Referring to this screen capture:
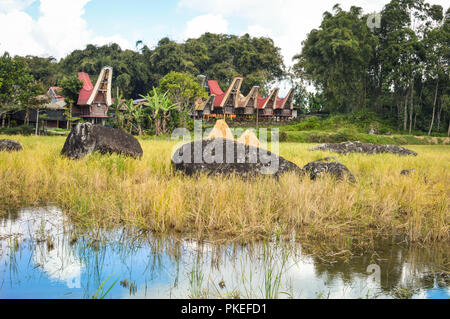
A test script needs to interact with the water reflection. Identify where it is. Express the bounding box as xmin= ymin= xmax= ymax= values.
xmin=0 ymin=207 xmax=448 ymax=299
